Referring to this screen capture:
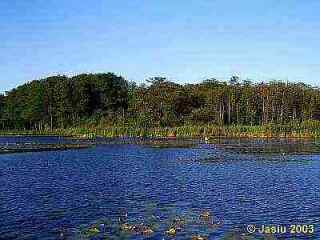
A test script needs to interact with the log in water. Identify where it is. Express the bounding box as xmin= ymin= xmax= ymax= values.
xmin=0 ymin=143 xmax=93 ymax=154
